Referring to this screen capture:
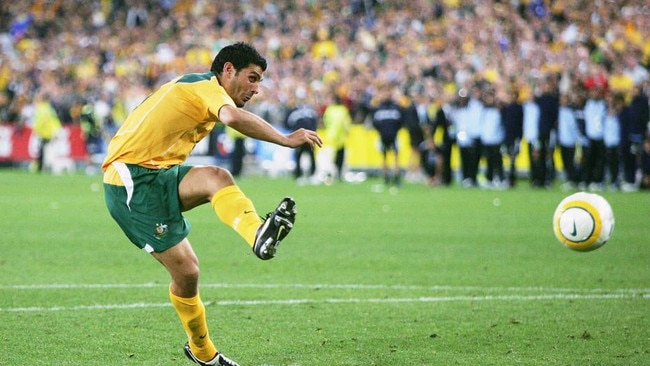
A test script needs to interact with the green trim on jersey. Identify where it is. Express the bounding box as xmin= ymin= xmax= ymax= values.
xmin=176 ymin=72 xmax=215 ymax=84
